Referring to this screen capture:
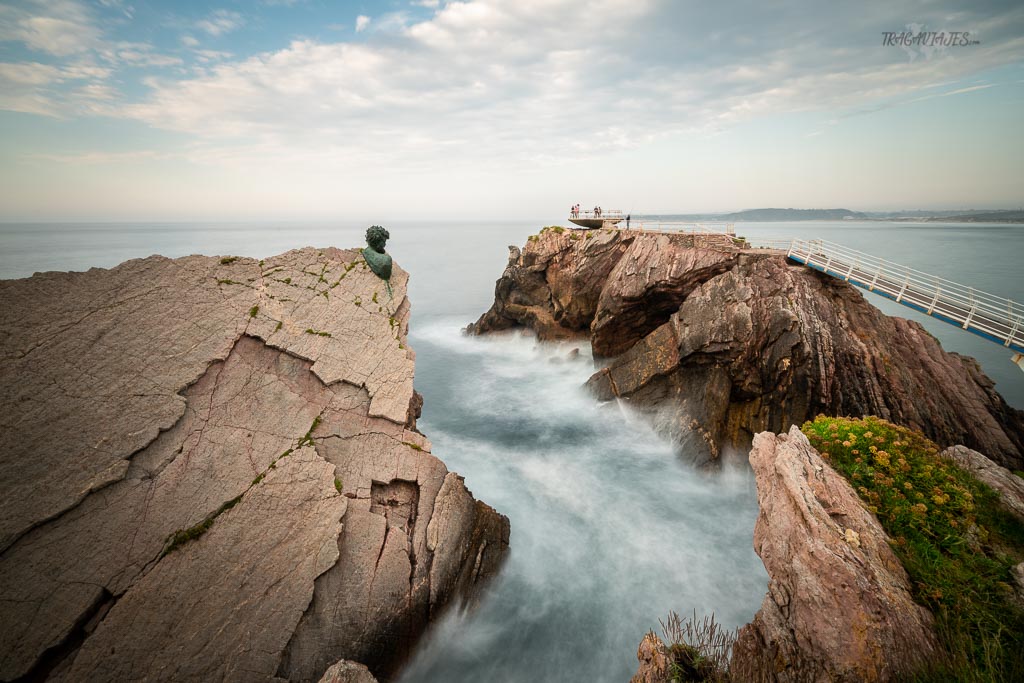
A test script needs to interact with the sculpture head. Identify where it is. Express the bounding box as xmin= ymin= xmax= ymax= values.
xmin=366 ymin=225 xmax=390 ymax=254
